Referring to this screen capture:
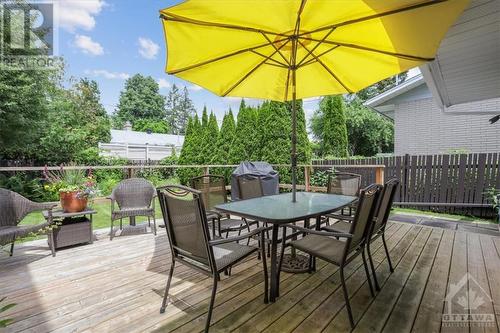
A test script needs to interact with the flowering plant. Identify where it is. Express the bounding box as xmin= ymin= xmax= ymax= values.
xmin=43 ymin=165 xmax=100 ymax=200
